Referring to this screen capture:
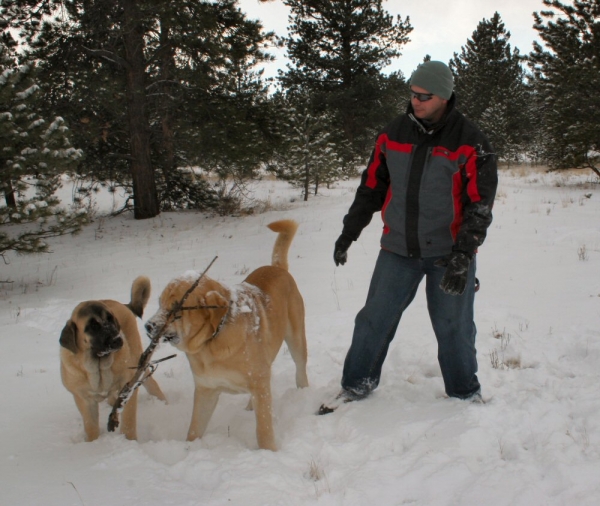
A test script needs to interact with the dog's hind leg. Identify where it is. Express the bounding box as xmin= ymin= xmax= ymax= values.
xmin=285 ymin=308 xmax=309 ymax=389
xmin=288 ymin=337 xmax=309 ymax=389
xmin=187 ymin=386 xmax=220 ymax=441
xmin=143 ymin=376 xmax=167 ymax=403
